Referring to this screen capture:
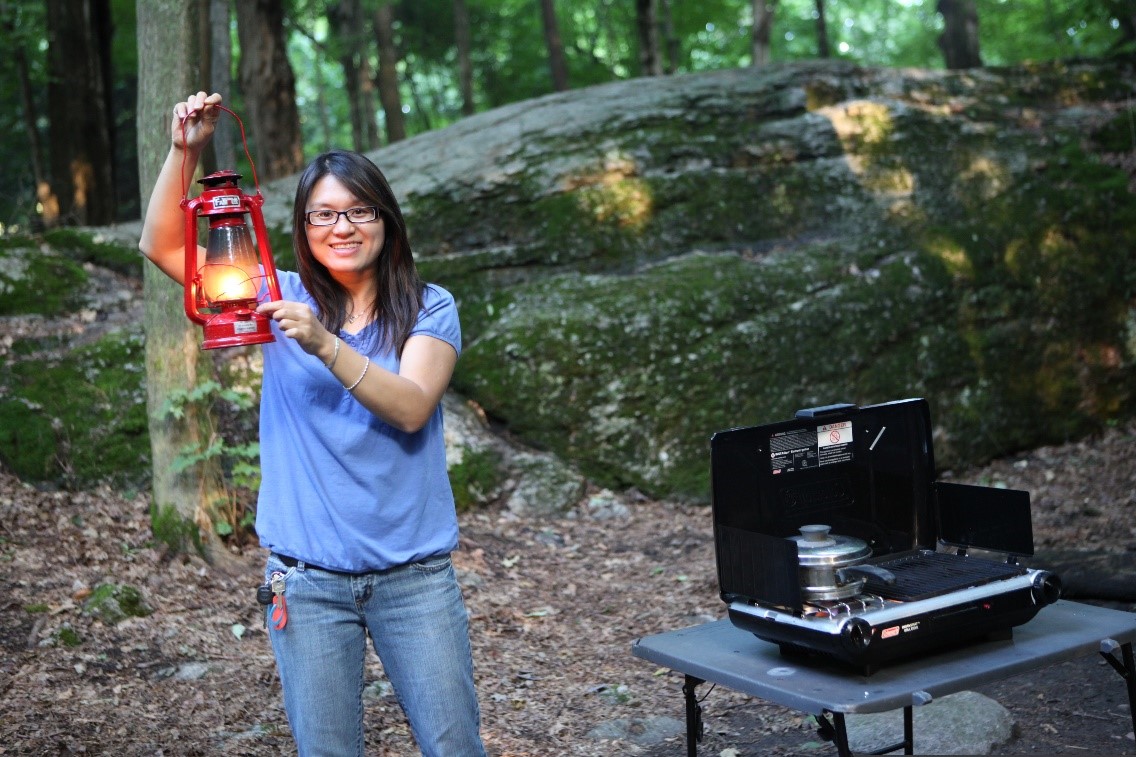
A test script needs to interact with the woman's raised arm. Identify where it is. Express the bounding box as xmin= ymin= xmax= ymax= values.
xmin=138 ymin=91 xmax=223 ymax=285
